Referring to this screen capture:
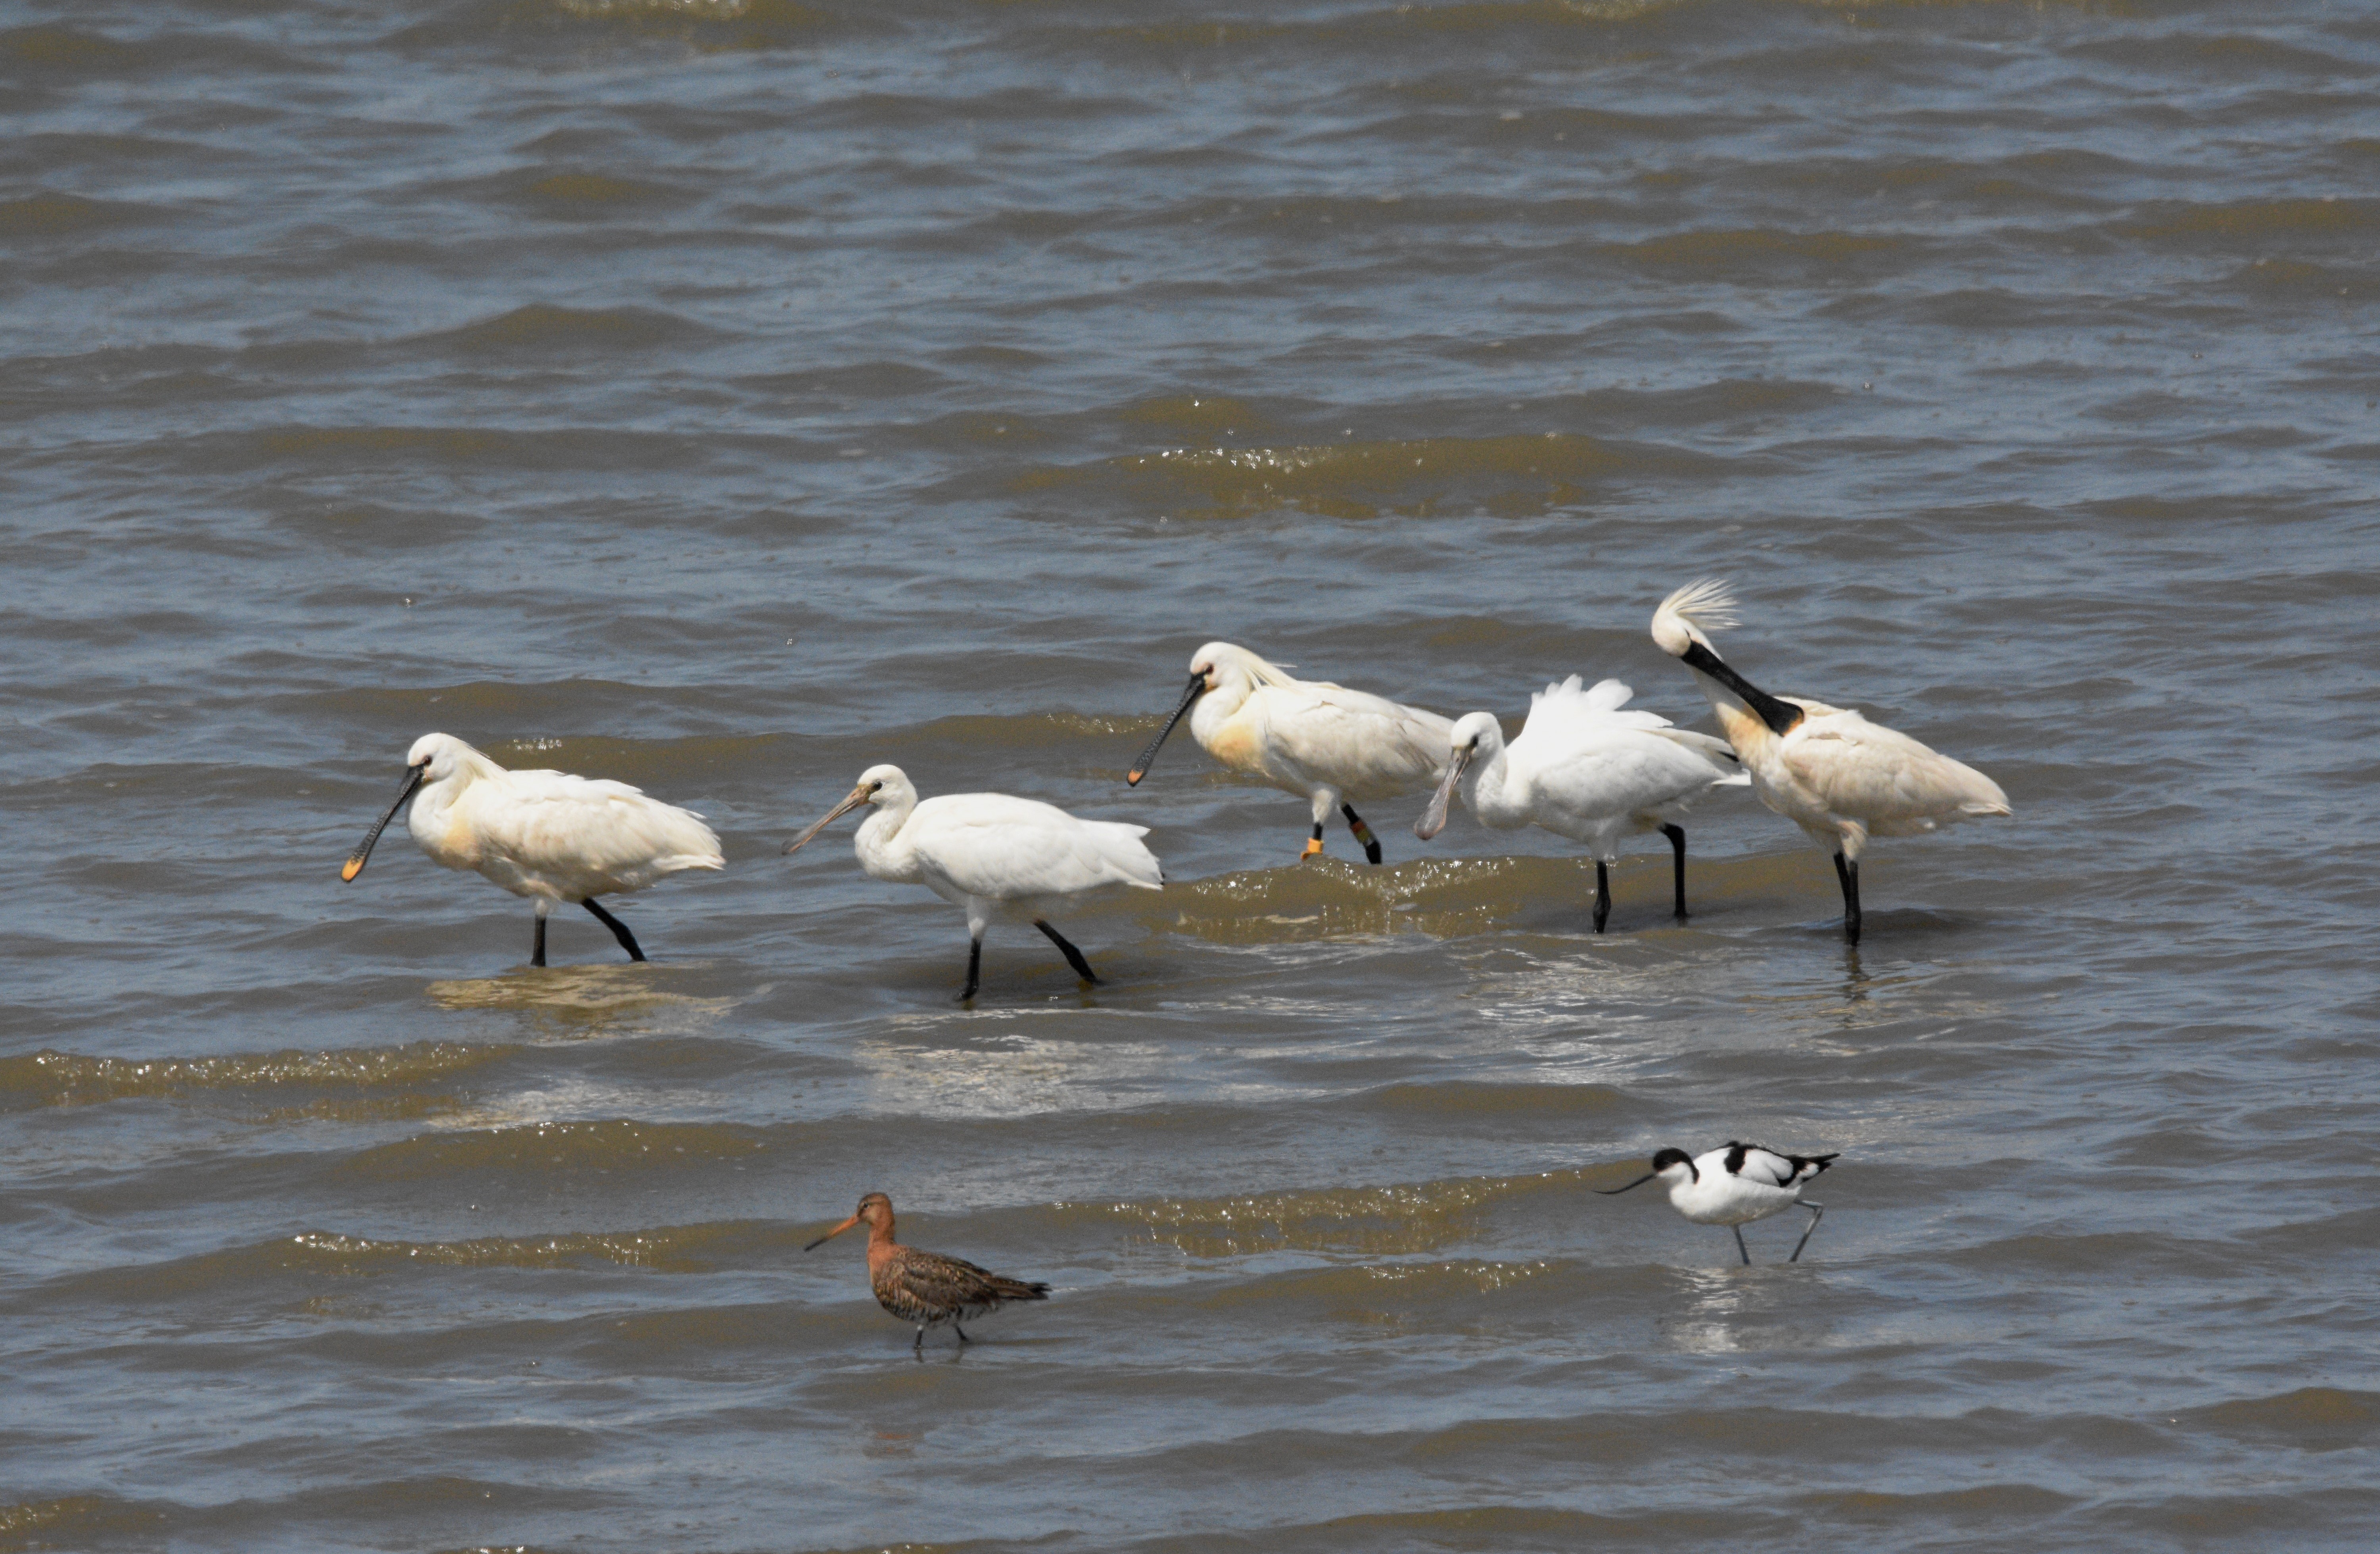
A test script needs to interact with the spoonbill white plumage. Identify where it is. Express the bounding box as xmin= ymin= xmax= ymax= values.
xmin=1598 ymin=1142 xmax=1838 ymax=1265
xmin=1651 ymin=580 xmax=2011 ymax=943
xmin=1413 ymin=676 xmax=1747 ymax=932
xmin=340 ymin=732 xmax=723 ymax=966
xmin=1127 ymin=641 xmax=1453 ymax=863
xmin=784 ymin=764 xmax=1162 ymax=1001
